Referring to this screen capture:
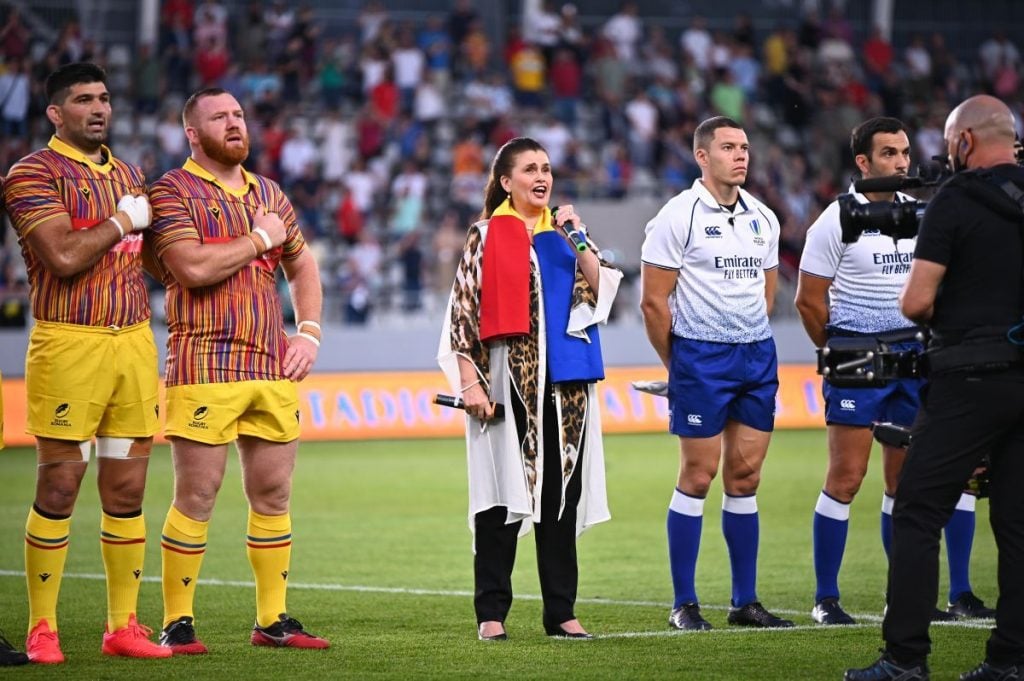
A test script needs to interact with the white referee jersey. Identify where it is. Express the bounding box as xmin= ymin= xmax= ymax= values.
xmin=641 ymin=179 xmax=780 ymax=343
xmin=799 ymin=186 xmax=916 ymax=334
